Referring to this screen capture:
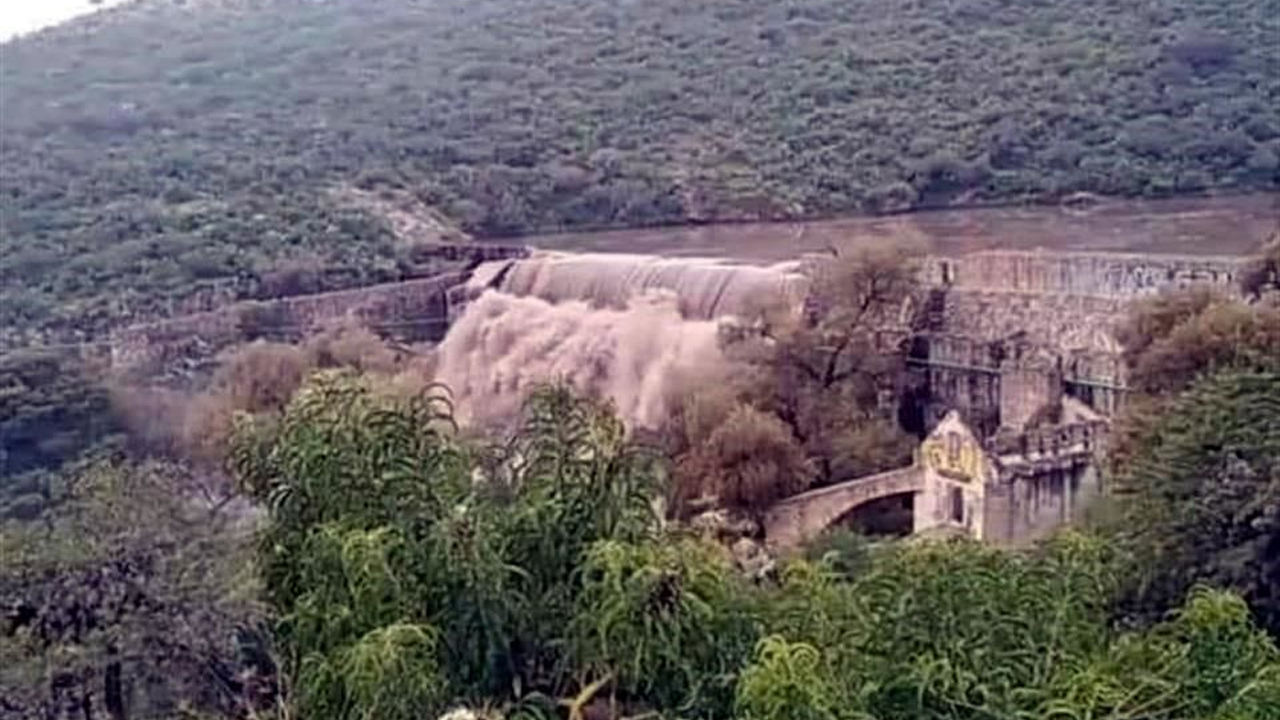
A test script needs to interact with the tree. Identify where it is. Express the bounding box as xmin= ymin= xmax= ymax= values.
xmin=751 ymin=535 xmax=1278 ymax=720
xmin=230 ymin=370 xmax=468 ymax=719
xmin=1110 ymin=369 xmax=1280 ymax=636
xmin=116 ymin=366 xmax=1280 ymax=719
xmin=672 ymin=402 xmax=813 ymax=516
xmin=0 ymin=461 xmax=263 ymax=719
xmin=570 ymin=538 xmax=758 ymax=719
xmin=1 ymin=349 xmax=121 ymax=482
xmin=1117 ymin=292 xmax=1280 ymax=397
xmin=230 ymin=375 xmax=675 ymax=716
xmin=1240 ymin=230 xmax=1280 ymax=299
xmin=732 ymin=244 xmax=921 ymax=485
xmin=1110 ymin=288 xmax=1280 ymax=473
